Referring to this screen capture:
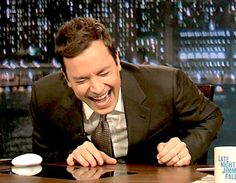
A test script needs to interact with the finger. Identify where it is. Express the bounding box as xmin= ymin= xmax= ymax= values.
xmin=165 ymin=154 xmax=180 ymax=166
xmin=157 ymin=143 xmax=171 ymax=159
xmin=157 ymin=142 xmax=165 ymax=153
xmin=156 ymin=143 xmax=166 ymax=161
xmin=163 ymin=147 xmax=191 ymax=167
xmin=72 ymin=152 xmax=90 ymax=167
xmin=177 ymin=147 xmax=190 ymax=160
xmin=73 ymin=142 xmax=104 ymax=167
xmin=157 ymin=139 xmax=177 ymax=158
xmin=171 ymin=138 xmax=187 ymax=153
xmin=66 ymin=154 xmax=75 ymax=166
xmin=163 ymin=149 xmax=191 ymax=167
xmin=157 ymin=145 xmax=177 ymax=164
xmin=100 ymin=152 xmax=117 ymax=165
xmin=173 ymin=153 xmax=191 ymax=167
xmin=82 ymin=142 xmax=105 ymax=166
xmin=173 ymin=148 xmax=192 ymax=167
xmin=157 ymin=138 xmax=185 ymax=164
